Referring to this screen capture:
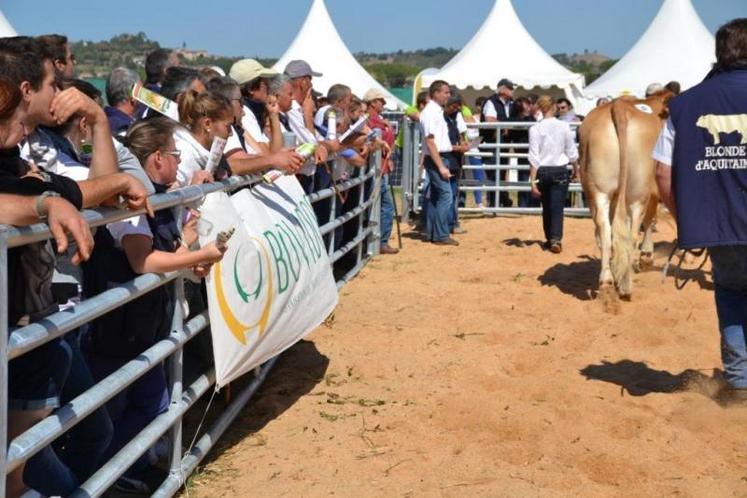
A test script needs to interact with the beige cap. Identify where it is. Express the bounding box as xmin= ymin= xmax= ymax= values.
xmin=229 ymin=59 xmax=278 ymax=85
xmin=363 ymin=88 xmax=388 ymax=102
